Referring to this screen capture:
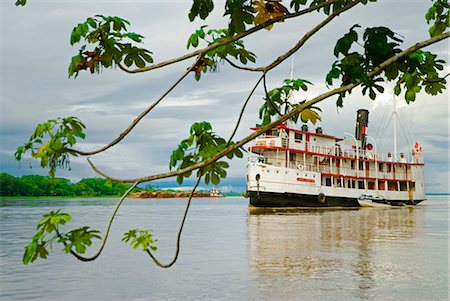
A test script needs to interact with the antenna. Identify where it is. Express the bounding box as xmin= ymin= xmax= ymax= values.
xmin=286 ymin=56 xmax=295 ymax=116
xmin=393 ymin=94 xmax=397 ymax=158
